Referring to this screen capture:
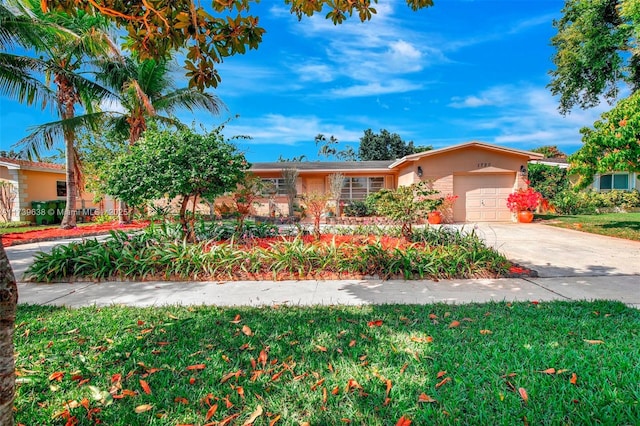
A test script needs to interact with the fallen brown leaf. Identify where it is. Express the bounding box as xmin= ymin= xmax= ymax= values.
xmin=242 ymin=405 xmax=263 ymax=425
xmin=448 ymin=320 xmax=461 ymax=328
xmin=134 ymin=404 xmax=153 ymax=414
xmin=396 ymin=415 xmax=412 ymax=426
xmin=538 ymin=368 xmax=556 ymax=374
xmin=418 ymin=393 xmax=437 ymax=403
xmin=242 ymin=325 xmax=253 ymax=336
xmin=570 ymin=373 xmax=577 ymax=385
xmin=518 ymin=387 xmax=528 ymax=404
